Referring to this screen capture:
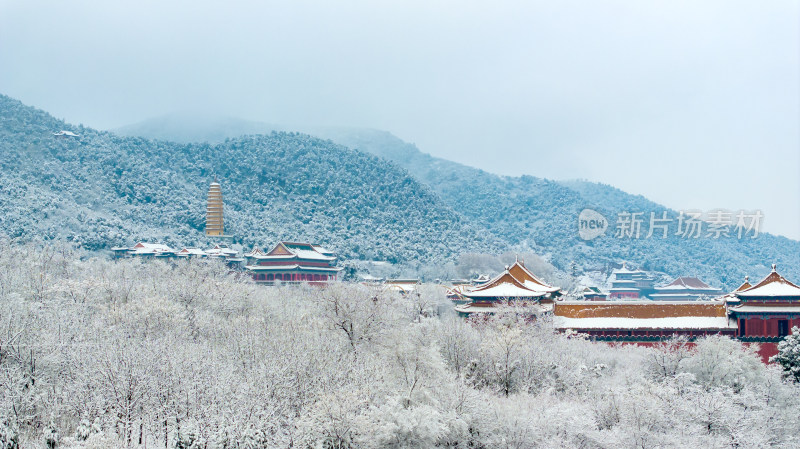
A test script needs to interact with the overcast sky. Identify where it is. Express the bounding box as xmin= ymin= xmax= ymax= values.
xmin=1 ymin=0 xmax=798 ymax=239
